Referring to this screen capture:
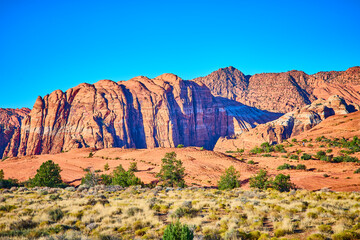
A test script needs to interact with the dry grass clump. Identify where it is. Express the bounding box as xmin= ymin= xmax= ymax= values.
xmin=0 ymin=186 xmax=359 ymax=239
